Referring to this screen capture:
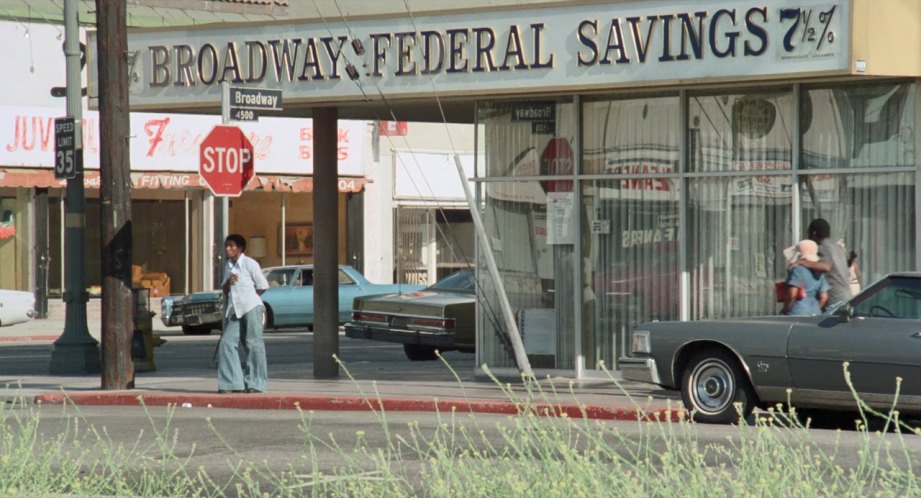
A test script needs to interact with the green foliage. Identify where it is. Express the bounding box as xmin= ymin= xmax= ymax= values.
xmin=0 ymin=361 xmax=919 ymax=497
